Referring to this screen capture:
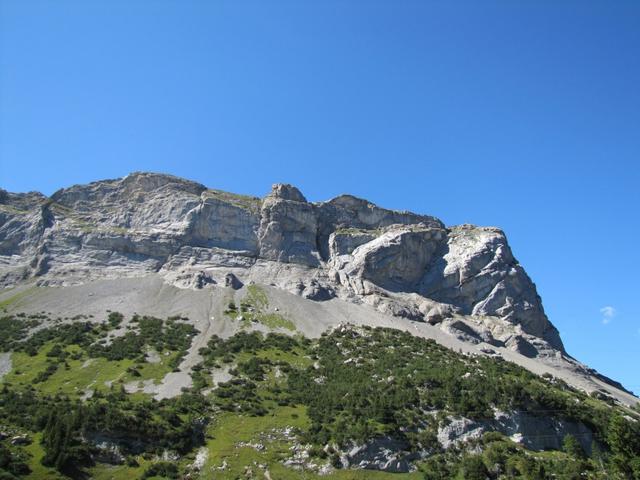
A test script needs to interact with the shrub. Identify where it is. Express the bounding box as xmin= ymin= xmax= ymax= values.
xmin=562 ymin=434 xmax=585 ymax=458
xmin=459 ymin=454 xmax=489 ymax=480
xmin=142 ymin=462 xmax=178 ymax=479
